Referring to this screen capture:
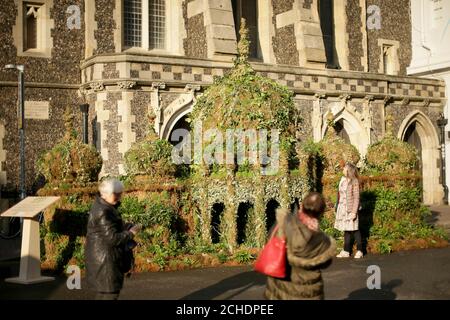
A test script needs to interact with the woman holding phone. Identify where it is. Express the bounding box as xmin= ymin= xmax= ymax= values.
xmin=85 ymin=178 xmax=141 ymax=300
